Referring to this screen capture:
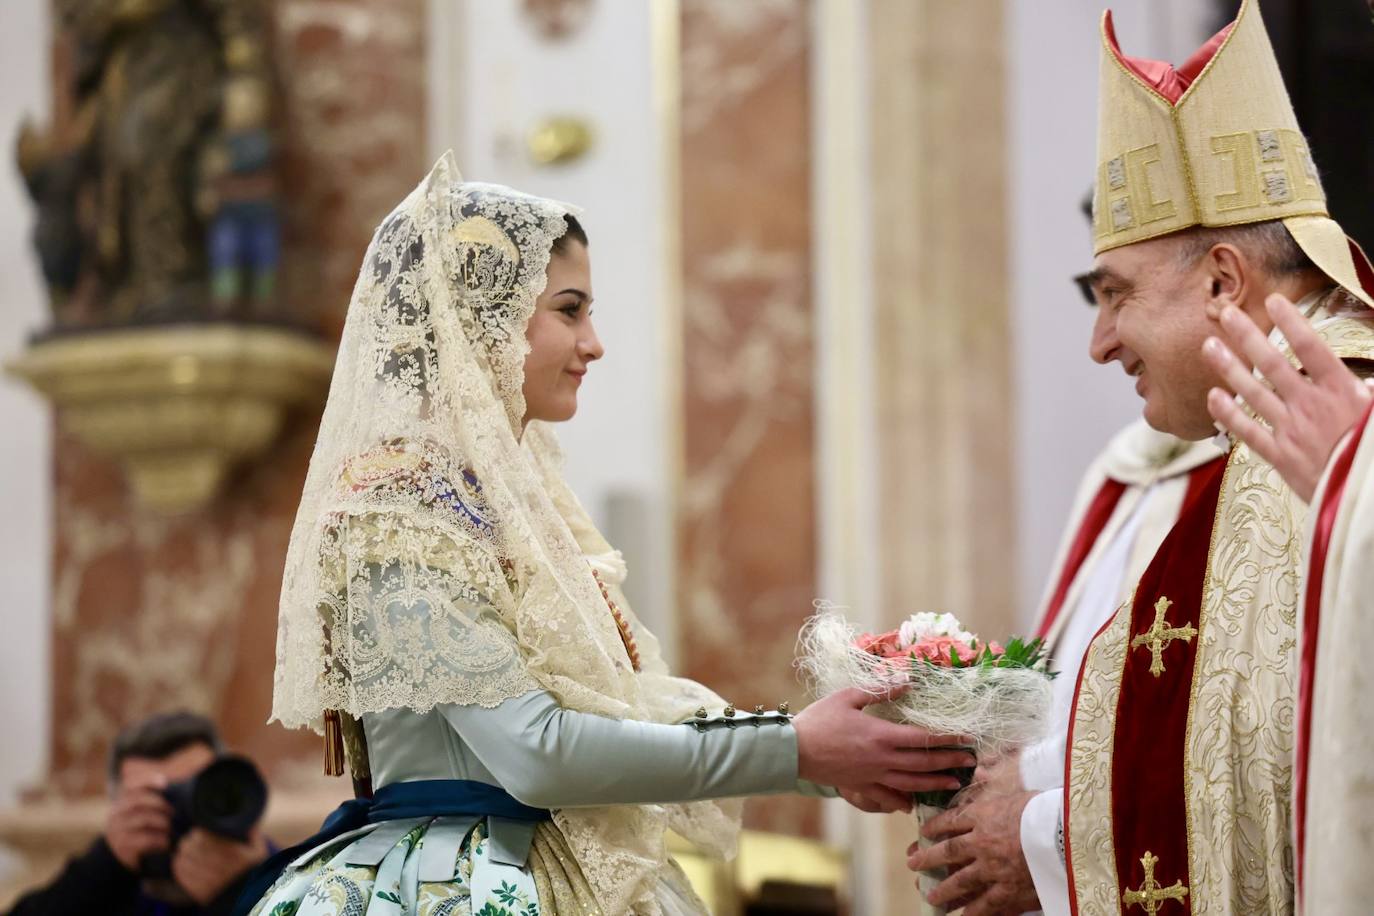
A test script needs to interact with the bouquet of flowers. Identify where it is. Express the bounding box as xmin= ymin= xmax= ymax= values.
xmin=799 ymin=605 xmax=1054 ymax=912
